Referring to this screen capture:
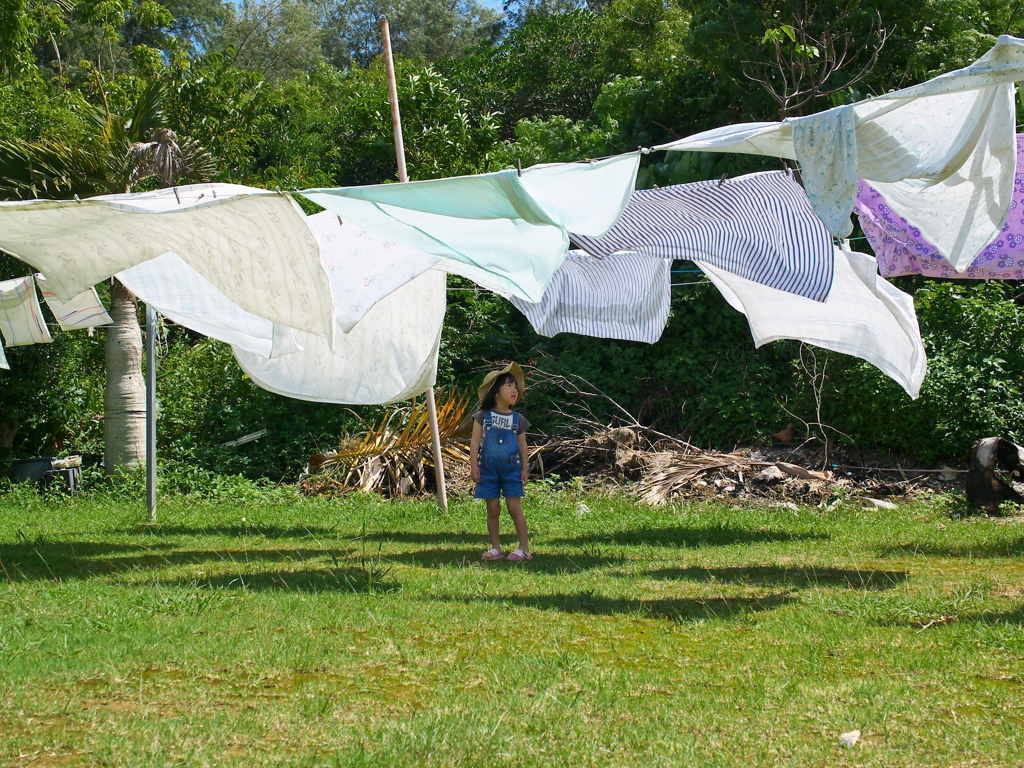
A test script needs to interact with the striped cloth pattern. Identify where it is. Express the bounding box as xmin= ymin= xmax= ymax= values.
xmin=37 ymin=278 xmax=112 ymax=330
xmin=511 ymin=250 xmax=671 ymax=344
xmin=0 ymin=275 xmax=52 ymax=347
xmin=571 ymin=170 xmax=834 ymax=302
